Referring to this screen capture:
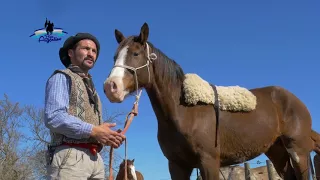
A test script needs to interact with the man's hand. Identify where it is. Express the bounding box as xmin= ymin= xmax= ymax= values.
xmin=90 ymin=123 xmax=126 ymax=148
